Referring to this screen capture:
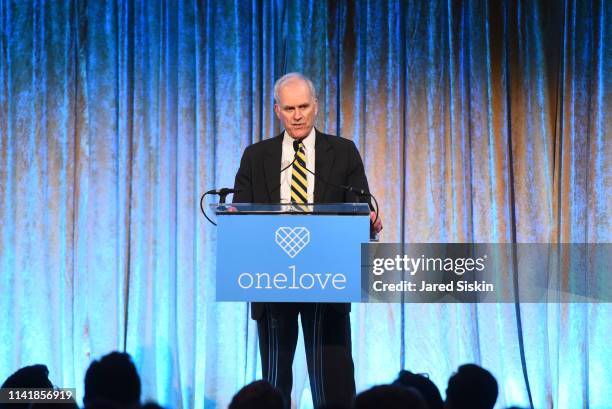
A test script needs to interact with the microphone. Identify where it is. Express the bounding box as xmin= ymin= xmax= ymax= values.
xmin=297 ymin=164 xmax=380 ymax=228
xmin=339 ymin=184 xmax=370 ymax=198
xmin=278 ymin=139 xmax=304 ymax=175
xmin=200 ymin=188 xmax=242 ymax=226
xmin=205 ymin=188 xmax=241 ymax=203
